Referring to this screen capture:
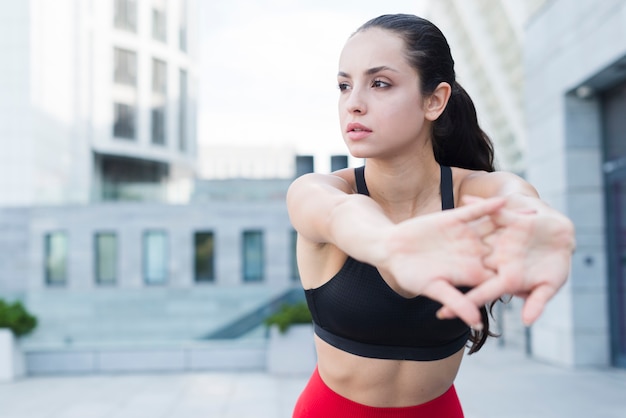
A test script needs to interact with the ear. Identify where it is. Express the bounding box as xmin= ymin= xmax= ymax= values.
xmin=424 ymin=82 xmax=452 ymax=121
